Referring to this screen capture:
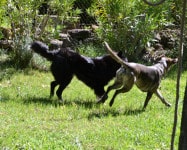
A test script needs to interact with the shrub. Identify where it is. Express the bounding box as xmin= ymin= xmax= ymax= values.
xmin=1 ymin=0 xmax=80 ymax=69
xmin=90 ymin=0 xmax=177 ymax=60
